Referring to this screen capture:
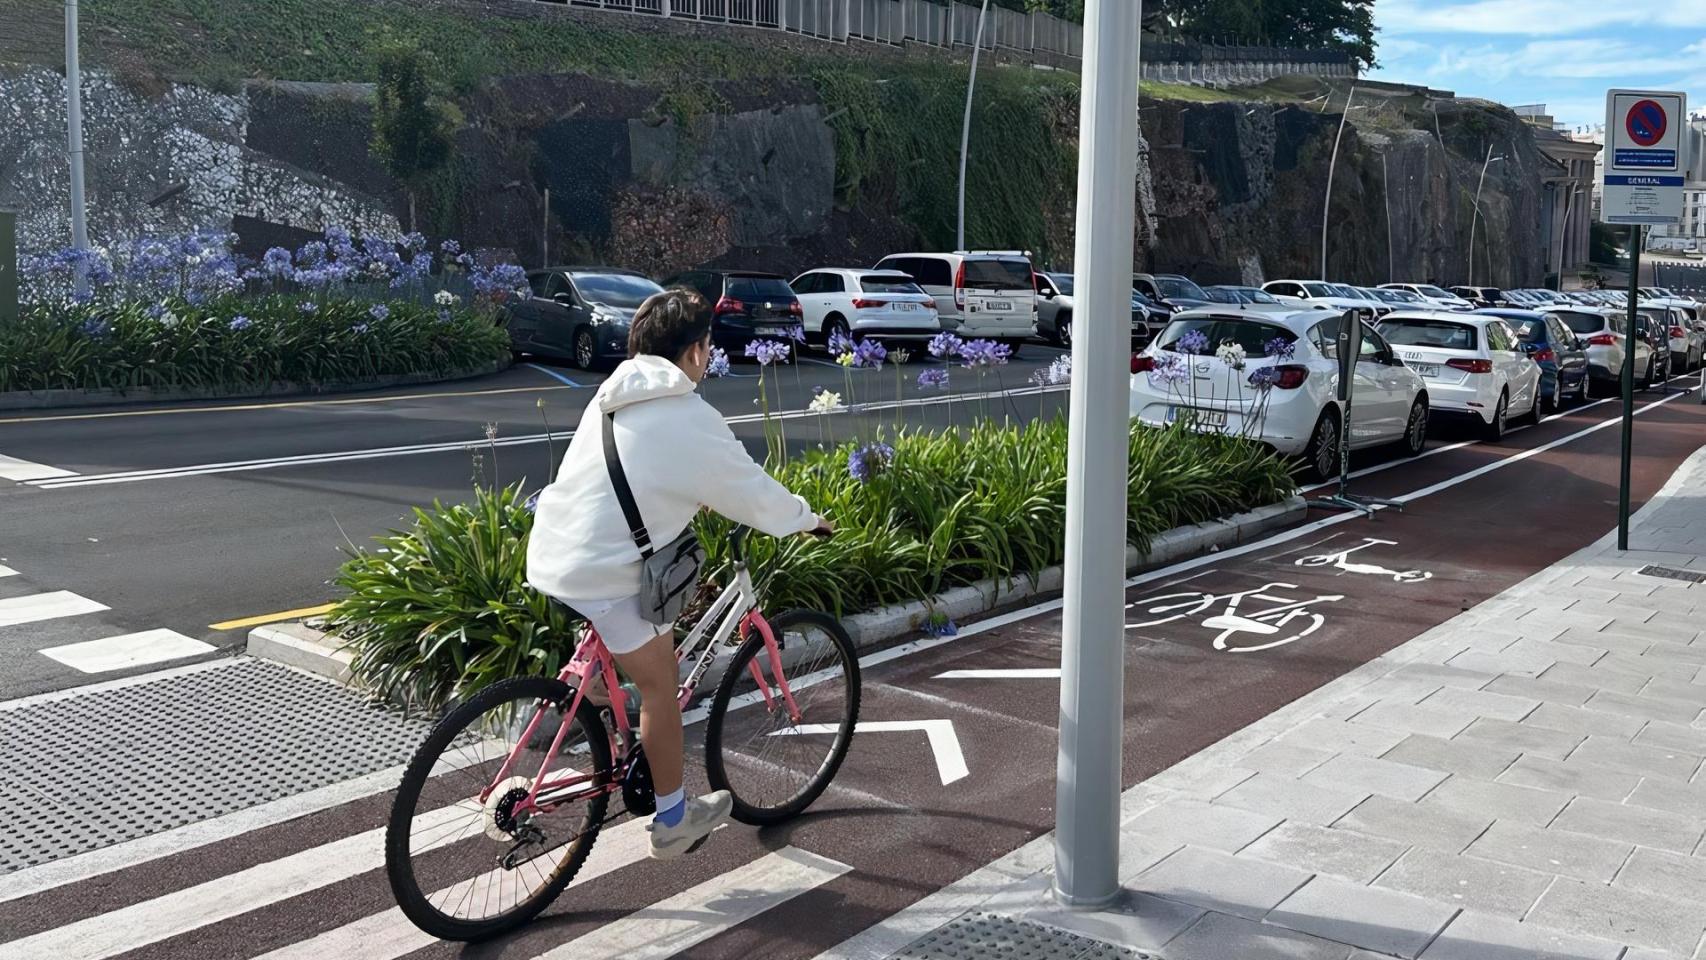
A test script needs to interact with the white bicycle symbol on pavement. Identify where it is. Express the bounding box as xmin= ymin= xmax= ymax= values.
xmin=1126 ymin=582 xmax=1345 ymax=653
xmin=1295 ymin=538 xmax=1432 ymax=583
